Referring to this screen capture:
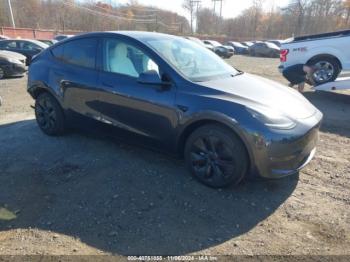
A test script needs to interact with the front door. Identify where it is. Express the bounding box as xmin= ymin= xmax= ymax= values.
xmin=96 ymin=37 xmax=178 ymax=145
